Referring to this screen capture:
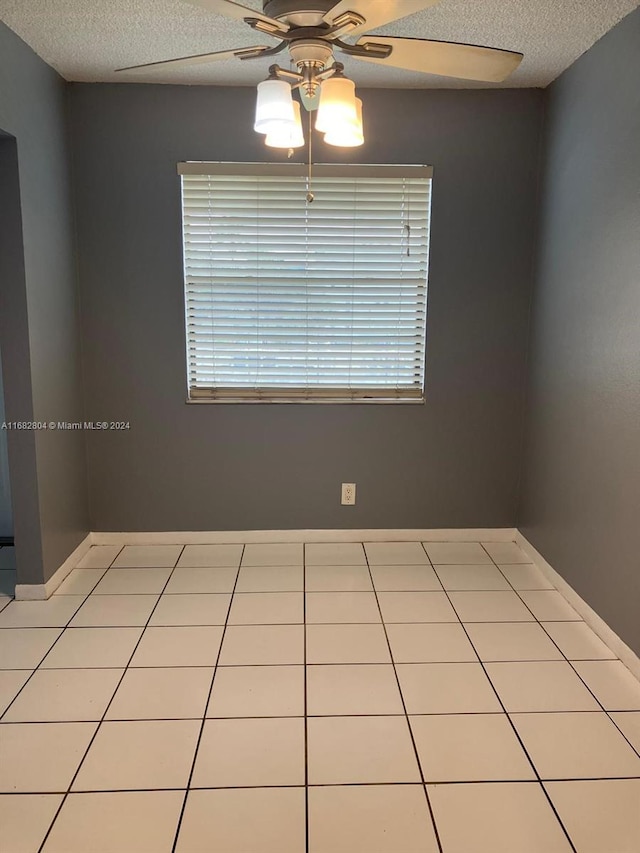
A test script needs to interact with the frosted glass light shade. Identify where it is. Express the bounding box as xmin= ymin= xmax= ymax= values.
xmin=265 ymin=101 xmax=305 ymax=148
xmin=254 ymin=79 xmax=295 ymax=134
xmin=324 ymin=97 xmax=364 ymax=147
xmin=315 ymin=76 xmax=357 ymax=132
